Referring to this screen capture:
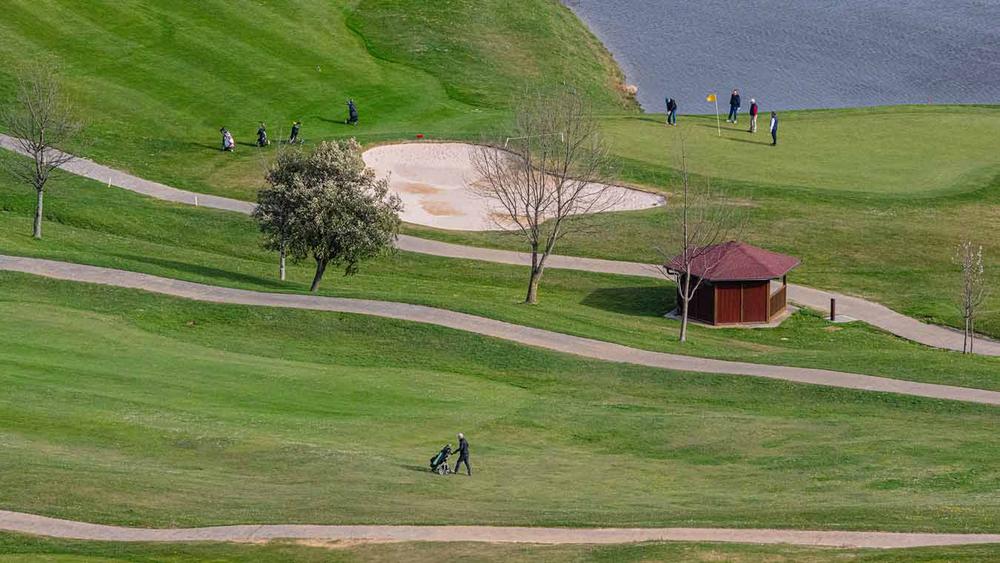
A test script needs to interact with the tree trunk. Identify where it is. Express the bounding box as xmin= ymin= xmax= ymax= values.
xmin=679 ymin=297 xmax=690 ymax=343
xmin=279 ymin=244 xmax=287 ymax=282
xmin=33 ymin=188 xmax=44 ymax=239
xmin=525 ymin=267 xmax=542 ymax=304
xmin=310 ymin=258 xmax=327 ymax=292
xmin=969 ymin=316 xmax=975 ymax=354
xmin=678 ymin=272 xmax=691 ymax=342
